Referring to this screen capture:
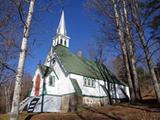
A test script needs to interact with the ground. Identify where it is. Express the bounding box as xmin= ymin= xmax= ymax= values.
xmin=1 ymin=102 xmax=160 ymax=120
xmin=1 ymin=81 xmax=160 ymax=120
